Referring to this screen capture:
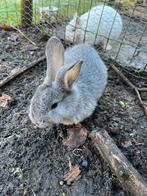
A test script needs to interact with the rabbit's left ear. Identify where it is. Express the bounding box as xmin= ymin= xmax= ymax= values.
xmin=75 ymin=17 xmax=81 ymax=27
xmin=45 ymin=36 xmax=64 ymax=82
xmin=73 ymin=13 xmax=81 ymax=27
xmin=63 ymin=60 xmax=83 ymax=88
